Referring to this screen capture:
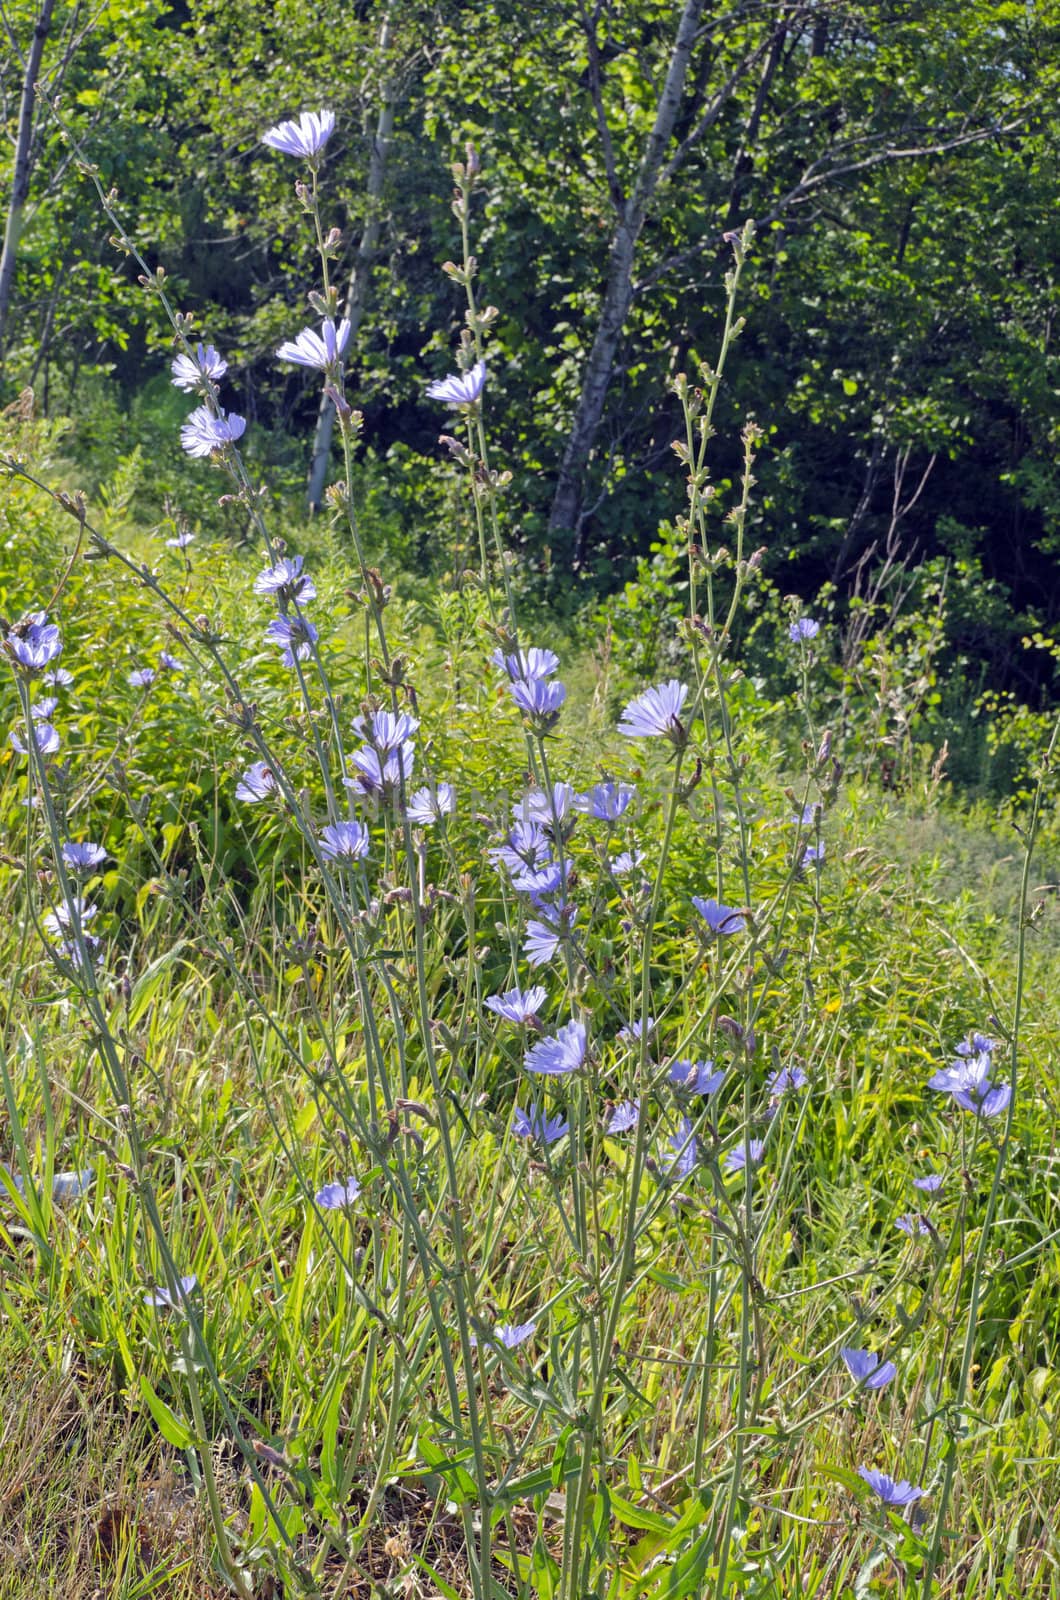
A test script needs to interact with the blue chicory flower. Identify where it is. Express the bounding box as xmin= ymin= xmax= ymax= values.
xmin=494 ymin=1321 xmax=536 ymax=1350
xmin=426 ymin=359 xmax=486 ymax=406
xmin=928 ymin=1056 xmax=987 ymax=1096
xmin=801 ymin=843 xmax=825 ymax=868
xmin=158 ymin=652 xmax=183 ymax=672
xmin=514 ymin=783 xmax=576 ymax=829
xmin=912 ymin=1172 xmax=944 ymax=1193
xmin=512 ymin=1105 xmax=568 ymax=1145
xmin=617 ymin=1018 xmax=654 ymax=1042
xmin=611 ymin=849 xmax=645 ymax=876
xmin=62 ymin=841 xmax=106 ymax=871
xmin=490 ymin=820 xmax=551 ymax=878
xmin=171 ymin=342 xmax=228 ymax=392
xmin=42 ymin=666 xmax=73 ymax=687
xmin=144 ymin=1274 xmax=198 ymax=1310
xmin=928 ymin=1052 xmax=1010 ymax=1117
xmin=30 ymin=697 xmax=57 ymax=720
xmin=276 ymin=318 xmax=351 ymax=371
xmin=607 ymin=1099 xmax=640 ymax=1134
xmin=669 ymin=1059 xmax=725 ymax=1097
xmin=789 ymin=617 xmax=819 ymax=642
xmin=319 ymin=821 xmax=370 ymax=863
xmin=254 ymin=556 xmax=317 ymax=604
xmin=345 ymin=742 xmax=415 ymax=799
xmin=725 ymin=1139 xmax=765 ymax=1175
xmin=617 ymin=680 xmax=689 ymax=741
xmin=315 ymin=1176 xmax=361 ymax=1210
xmin=165 ymin=531 xmax=195 ymax=549
xmin=266 ymin=615 xmax=319 ymax=665
xmin=53 ymin=934 xmax=102 ymax=970
xmin=486 ymin=985 xmax=547 ymax=1024
xmin=180 ymin=405 xmax=246 ymax=456
xmin=351 ymin=709 xmax=420 ymax=751
xmin=511 ymin=859 xmax=568 ymax=898
xmin=406 ymin=783 xmax=456 ymax=825
xmin=523 ymin=908 xmax=575 ymax=967
xmin=857 ymin=1467 xmax=923 ymax=1506
xmin=128 ymin=667 xmax=156 ymax=689
xmin=262 ymin=109 xmax=335 ymax=158
xmin=10 ymin=722 xmax=60 ymax=756
xmin=524 ymin=1019 xmax=586 ymax=1076
xmin=43 ymin=898 xmax=97 ymax=938
xmin=6 ymin=612 xmax=62 ymax=672
xmin=509 ymin=676 xmax=566 ymax=721
xmin=767 ymin=1066 xmax=808 ymax=1094
xmin=491 ymin=646 xmax=559 ymax=681
xmin=955 ymin=1031 xmax=997 ymax=1057
xmin=841 ymin=1348 xmax=897 ymax=1390
xmin=576 ymin=781 xmax=636 ymax=821
xmin=667 ymin=1116 xmax=698 ymax=1178
xmin=235 ymin=762 xmax=276 ymax=803
xmin=895 ymin=1213 xmax=930 ymax=1236
xmin=692 ymin=896 xmax=746 ymax=935
xmin=971 ymin=1083 xmax=1011 ymax=1118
